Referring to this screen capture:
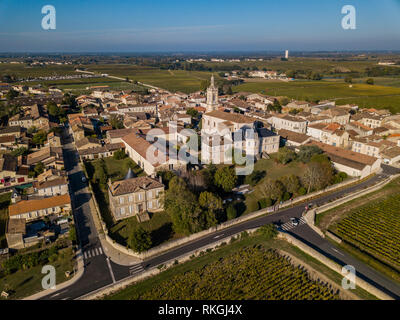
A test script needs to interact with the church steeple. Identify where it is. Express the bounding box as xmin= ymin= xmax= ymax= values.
xmin=206 ymin=75 xmax=218 ymax=112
